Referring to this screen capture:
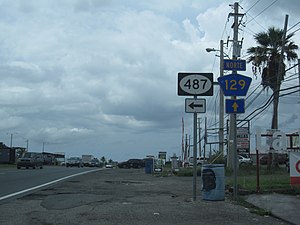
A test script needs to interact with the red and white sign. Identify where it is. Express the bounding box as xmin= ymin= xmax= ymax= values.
xmin=237 ymin=127 xmax=249 ymax=153
xmin=290 ymin=152 xmax=300 ymax=186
